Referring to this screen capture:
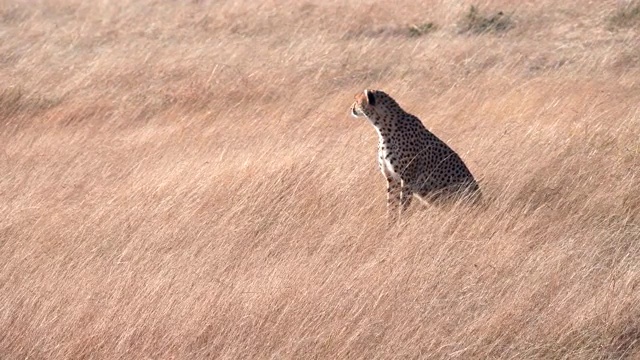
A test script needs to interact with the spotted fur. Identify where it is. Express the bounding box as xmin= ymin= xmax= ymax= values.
xmin=351 ymin=89 xmax=480 ymax=221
